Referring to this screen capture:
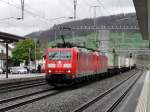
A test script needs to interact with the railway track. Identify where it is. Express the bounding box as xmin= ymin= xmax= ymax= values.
xmin=72 ymin=70 xmax=142 ymax=112
xmin=0 ymin=87 xmax=62 ymax=112
xmin=0 ymin=70 xmax=140 ymax=112
xmin=0 ymin=79 xmax=47 ymax=93
xmin=104 ymin=73 xmax=141 ymax=112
